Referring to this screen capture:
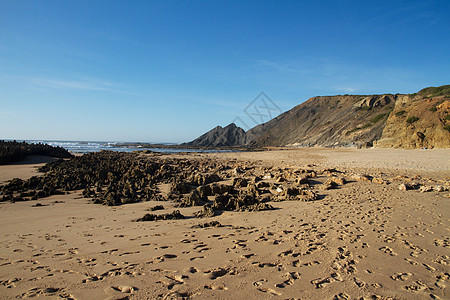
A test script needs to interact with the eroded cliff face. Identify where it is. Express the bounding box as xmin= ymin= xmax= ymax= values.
xmin=246 ymin=94 xmax=396 ymax=147
xmin=377 ymin=94 xmax=450 ymax=149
